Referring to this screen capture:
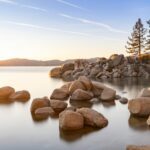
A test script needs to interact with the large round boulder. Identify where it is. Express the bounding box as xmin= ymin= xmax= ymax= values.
xmin=59 ymin=110 xmax=84 ymax=131
xmin=77 ymin=108 xmax=108 ymax=128
xmin=50 ymin=100 xmax=68 ymax=113
xmin=9 ymin=90 xmax=30 ymax=102
xmin=70 ymin=89 xmax=93 ymax=101
xmin=50 ymin=67 xmax=62 ymax=78
xmin=0 ymin=86 xmax=15 ymax=99
xmin=78 ymin=76 xmax=93 ymax=91
xmin=30 ymin=97 xmax=50 ymax=114
xmin=69 ymin=80 xmax=86 ymax=95
xmin=50 ymin=88 xmax=69 ymax=100
xmin=100 ymin=87 xmax=116 ymax=101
